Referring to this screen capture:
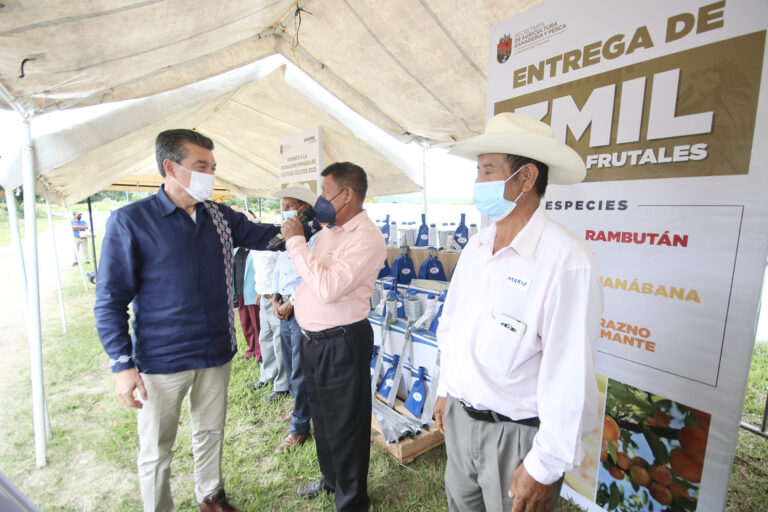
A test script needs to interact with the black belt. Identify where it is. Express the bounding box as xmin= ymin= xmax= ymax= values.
xmin=302 ymin=318 xmax=368 ymax=341
xmin=460 ymin=401 xmax=540 ymax=427
xmin=303 ymin=326 xmax=346 ymax=341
